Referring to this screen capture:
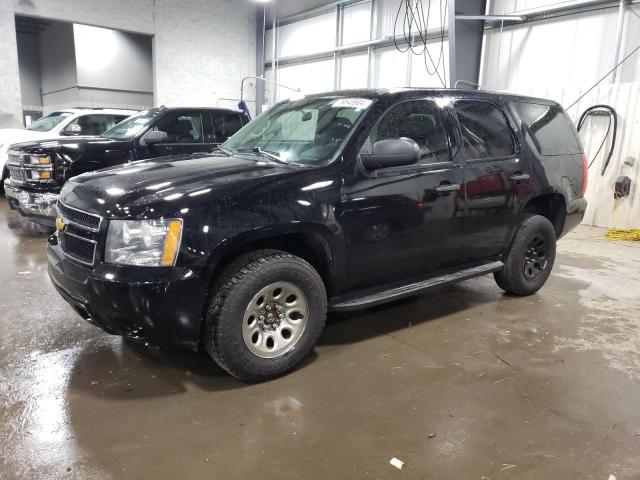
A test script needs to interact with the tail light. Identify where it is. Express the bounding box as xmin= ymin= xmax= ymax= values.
xmin=580 ymin=153 xmax=588 ymax=197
